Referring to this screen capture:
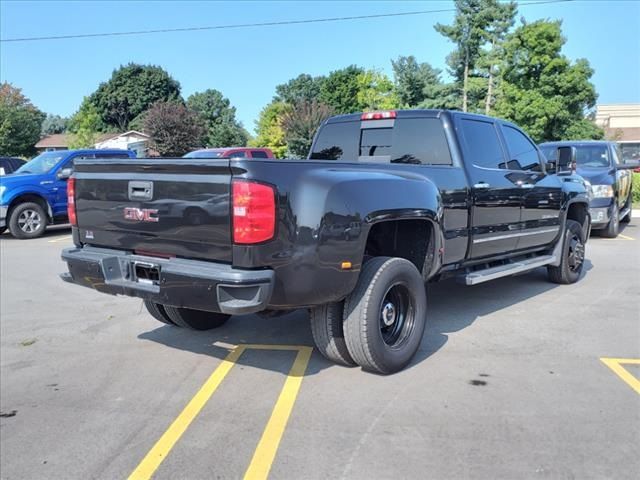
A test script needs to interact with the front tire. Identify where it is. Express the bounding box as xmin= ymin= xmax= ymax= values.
xmin=600 ymin=203 xmax=619 ymax=238
xmin=310 ymin=302 xmax=355 ymax=366
xmin=164 ymin=306 xmax=230 ymax=330
xmin=548 ymin=220 xmax=585 ymax=284
xmin=343 ymin=257 xmax=427 ymax=375
xmin=9 ymin=202 xmax=47 ymax=239
xmin=621 ymin=194 xmax=632 ymax=223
